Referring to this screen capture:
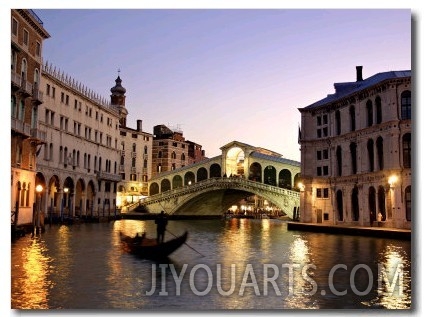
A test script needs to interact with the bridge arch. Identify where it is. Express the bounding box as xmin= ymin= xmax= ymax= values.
xmin=149 ymin=182 xmax=159 ymax=195
xmin=197 ymin=167 xmax=208 ymax=182
xmin=184 ymin=171 xmax=195 ymax=186
xmin=249 ymin=162 xmax=262 ymax=182
xmin=279 ymin=169 xmax=292 ymax=189
xmin=141 ymin=141 xmax=301 ymax=217
xmin=210 ymin=164 xmax=221 ymax=177
xmin=161 ymin=179 xmax=171 ymax=192
xmin=172 ymin=175 xmax=183 ymax=189
xmin=263 ymin=165 xmax=276 ymax=186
